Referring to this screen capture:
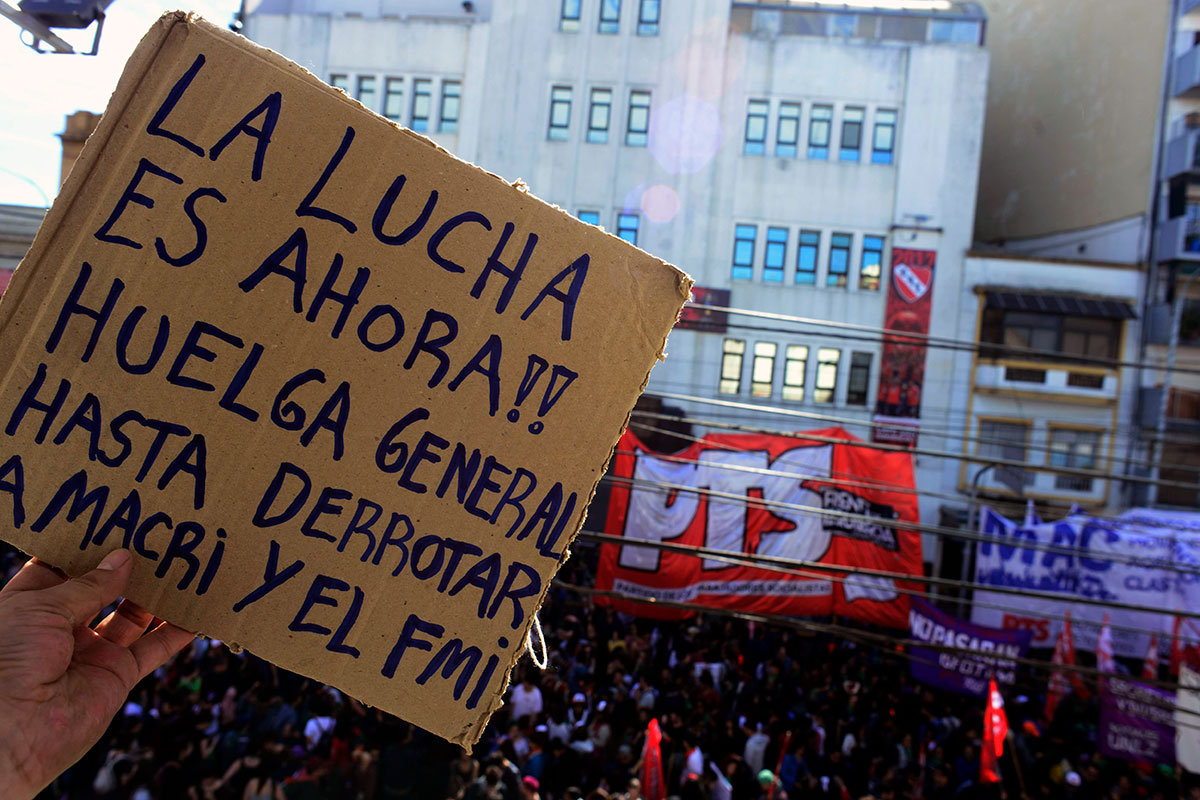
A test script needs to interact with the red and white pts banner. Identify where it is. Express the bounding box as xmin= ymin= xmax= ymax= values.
xmin=596 ymin=429 xmax=923 ymax=628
